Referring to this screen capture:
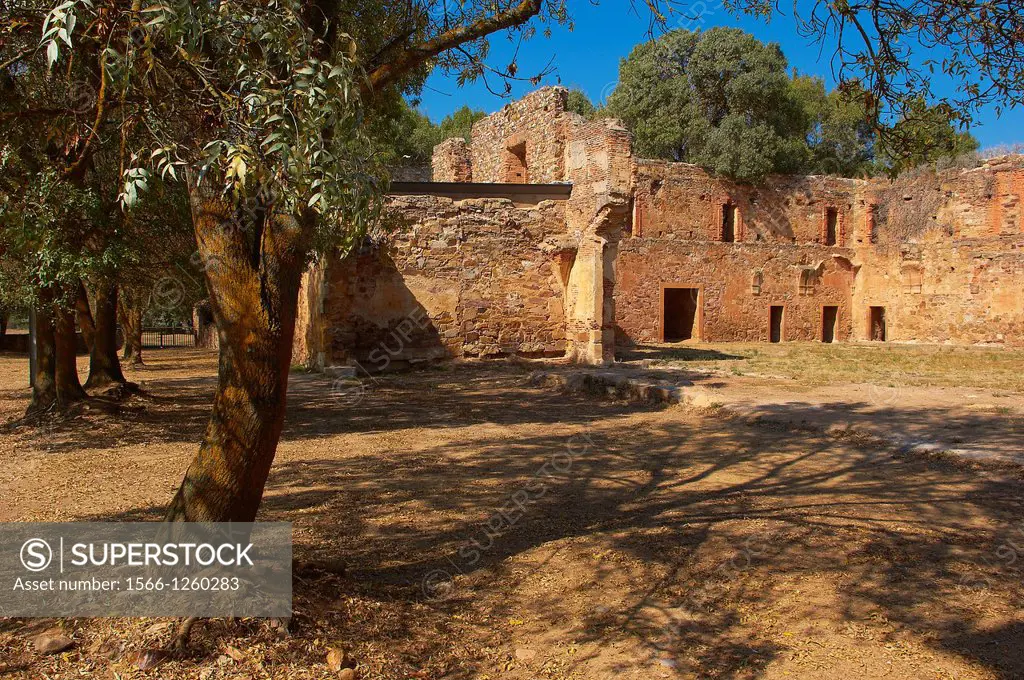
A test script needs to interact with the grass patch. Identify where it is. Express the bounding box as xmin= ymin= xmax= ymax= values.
xmin=631 ymin=342 xmax=1024 ymax=391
